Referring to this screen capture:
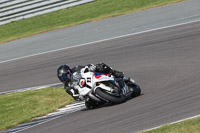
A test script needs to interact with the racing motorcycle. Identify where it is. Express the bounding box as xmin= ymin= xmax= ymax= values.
xmin=78 ymin=68 xmax=141 ymax=109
